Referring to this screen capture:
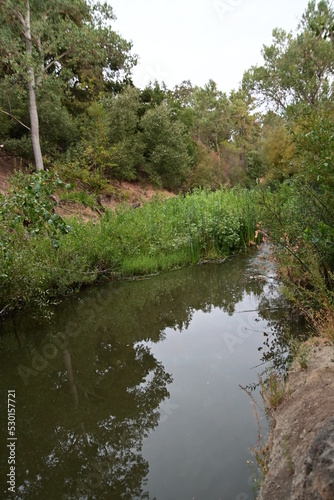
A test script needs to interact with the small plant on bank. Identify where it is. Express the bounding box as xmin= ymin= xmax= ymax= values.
xmin=241 ymin=369 xmax=289 ymax=494
xmin=253 ymin=441 xmax=271 ymax=481
xmin=59 ymin=189 xmax=100 ymax=210
xmin=259 ymin=368 xmax=289 ymax=413
xmin=282 ymin=435 xmax=295 ymax=474
xmin=289 ymin=339 xmax=311 ymax=370
xmin=298 ymin=344 xmax=310 ymax=370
